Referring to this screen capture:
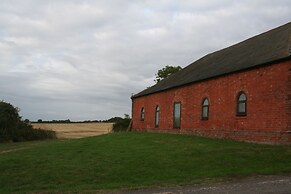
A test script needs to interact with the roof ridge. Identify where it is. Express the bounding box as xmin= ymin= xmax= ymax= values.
xmin=206 ymin=22 xmax=291 ymax=58
xmin=132 ymin=22 xmax=291 ymax=99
